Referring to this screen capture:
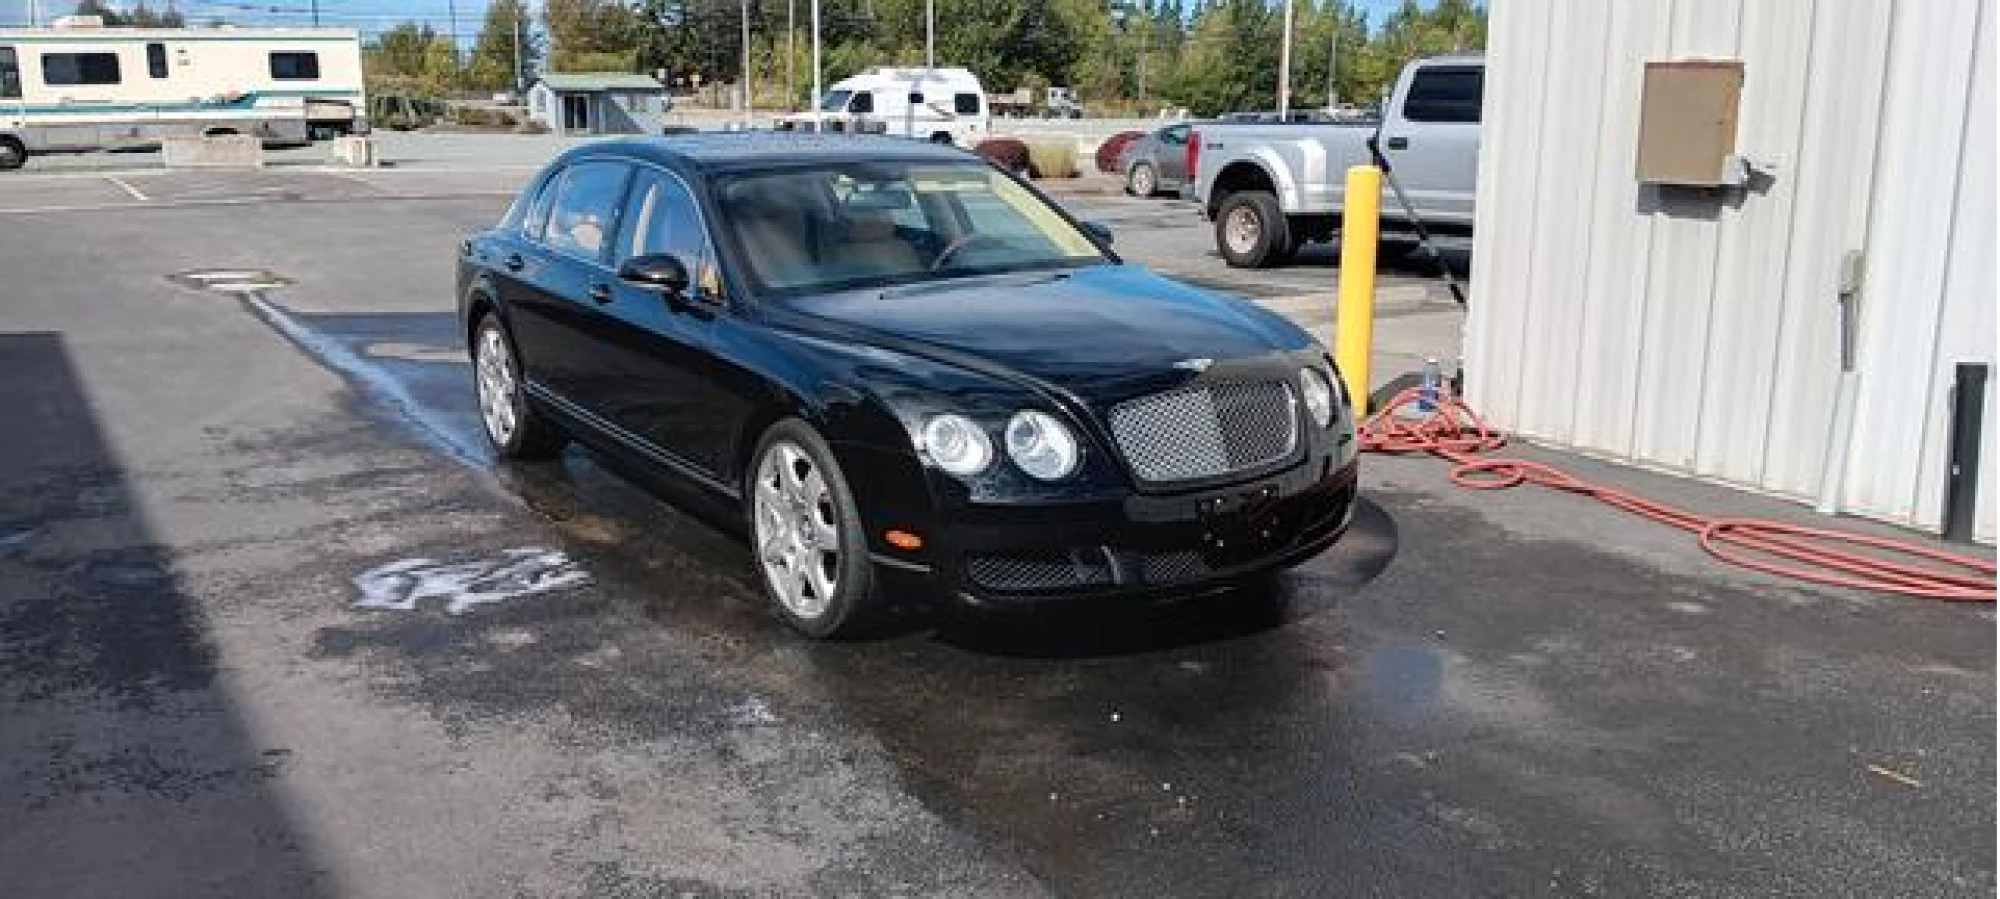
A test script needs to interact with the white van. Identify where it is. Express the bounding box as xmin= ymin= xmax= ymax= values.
xmin=0 ymin=18 xmax=366 ymax=170
xmin=775 ymin=67 xmax=988 ymax=147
